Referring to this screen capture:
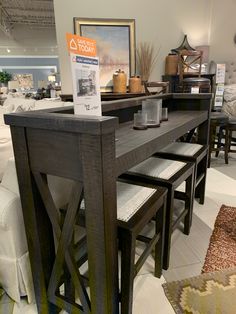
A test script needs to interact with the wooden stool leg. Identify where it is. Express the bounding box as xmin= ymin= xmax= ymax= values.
xmin=215 ymin=126 xmax=223 ymax=157
xmin=163 ymin=188 xmax=174 ymax=270
xmin=154 ymin=201 xmax=166 ymax=278
xmin=195 ymin=155 xmax=208 ymax=205
xmin=120 ymin=230 xmax=136 ymax=314
xmin=208 ymin=124 xmax=214 ymax=168
xmin=224 ymin=126 xmax=229 ymax=164
xmin=184 ymin=172 xmax=194 ymax=234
